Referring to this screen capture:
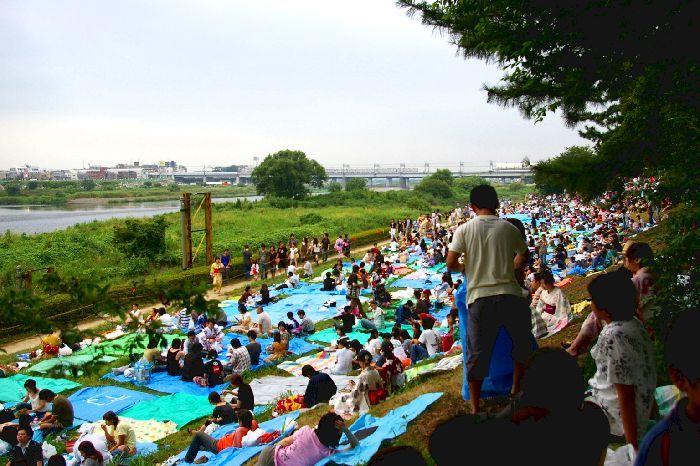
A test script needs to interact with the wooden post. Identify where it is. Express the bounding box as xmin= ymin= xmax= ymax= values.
xmin=181 ymin=192 xmax=192 ymax=269
xmin=204 ymin=192 xmax=213 ymax=265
